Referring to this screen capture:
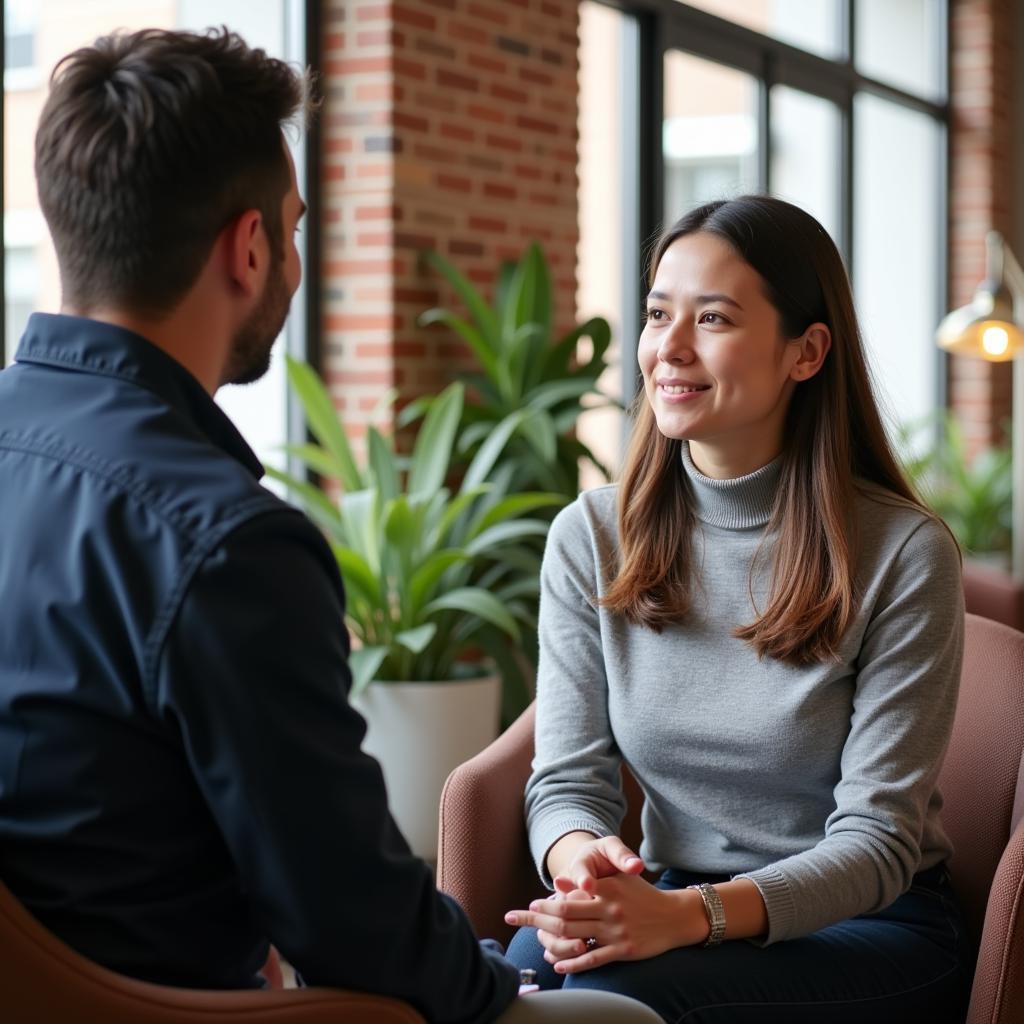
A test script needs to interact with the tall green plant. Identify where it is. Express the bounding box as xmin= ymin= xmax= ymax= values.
xmin=267 ymin=356 xmax=566 ymax=695
xmin=898 ymin=413 xmax=1012 ymax=558
xmin=414 ymin=242 xmax=618 ymax=495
